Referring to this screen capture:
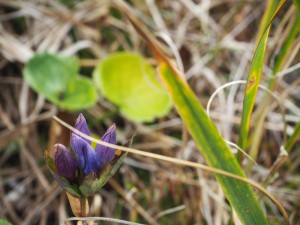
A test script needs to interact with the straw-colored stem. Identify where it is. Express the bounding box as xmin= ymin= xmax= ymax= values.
xmin=80 ymin=197 xmax=88 ymax=217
